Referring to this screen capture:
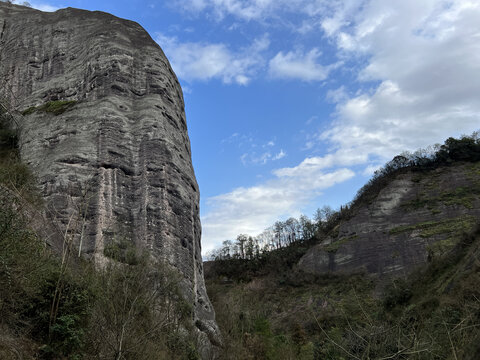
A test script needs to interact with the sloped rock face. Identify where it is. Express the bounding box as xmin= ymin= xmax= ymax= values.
xmin=299 ymin=162 xmax=480 ymax=279
xmin=0 ymin=3 xmax=218 ymax=354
